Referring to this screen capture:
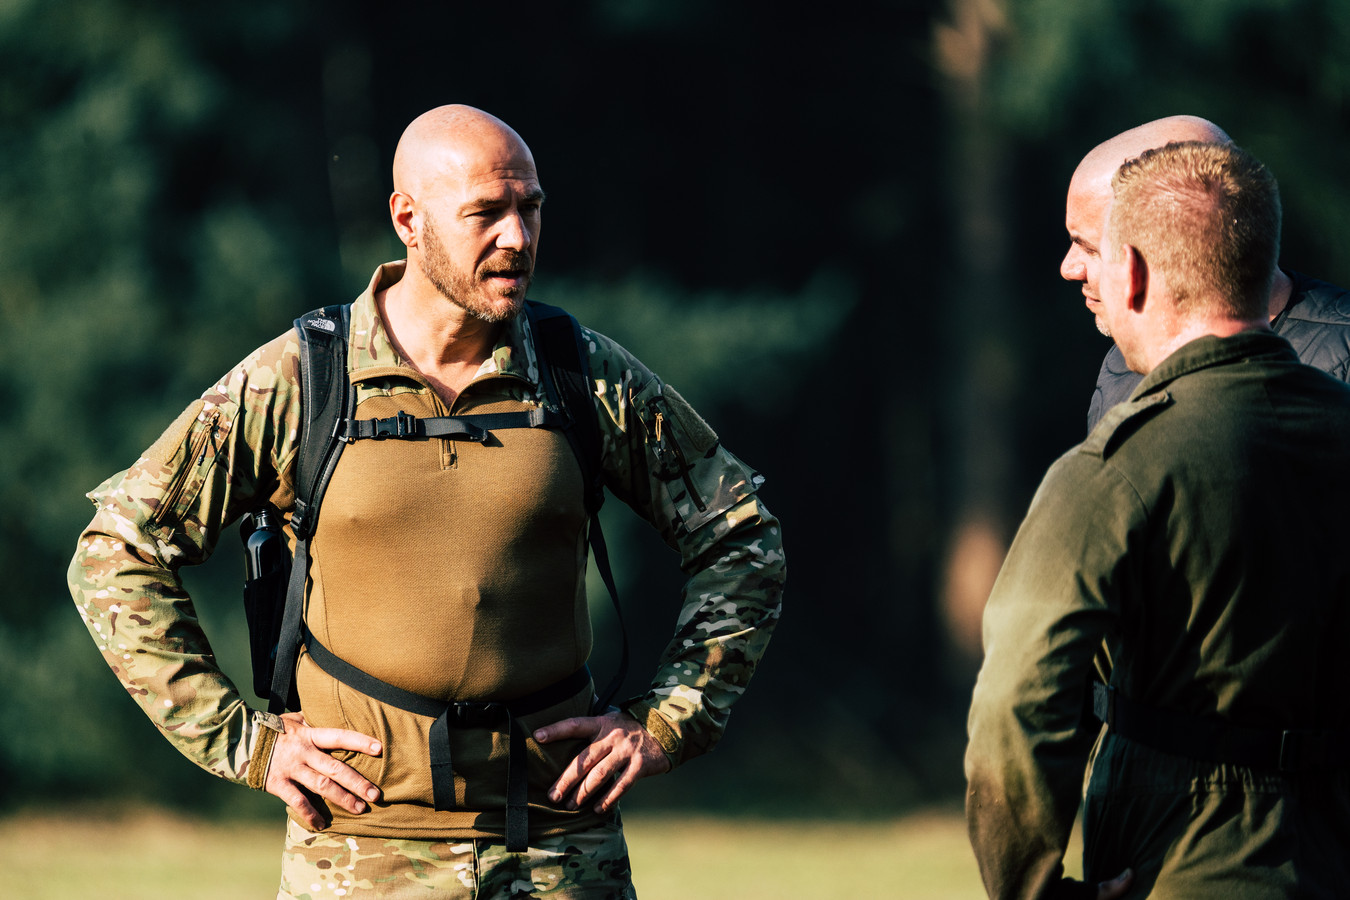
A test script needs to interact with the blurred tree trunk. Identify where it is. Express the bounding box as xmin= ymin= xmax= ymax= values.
xmin=934 ymin=0 xmax=1016 ymax=664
